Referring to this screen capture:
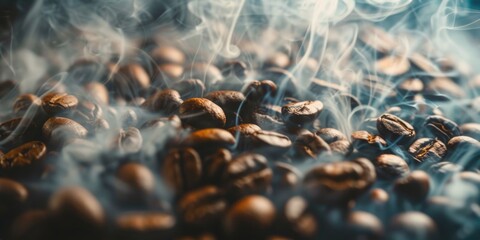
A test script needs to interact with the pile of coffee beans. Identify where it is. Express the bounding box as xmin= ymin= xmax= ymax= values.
xmin=0 ymin=23 xmax=480 ymax=240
